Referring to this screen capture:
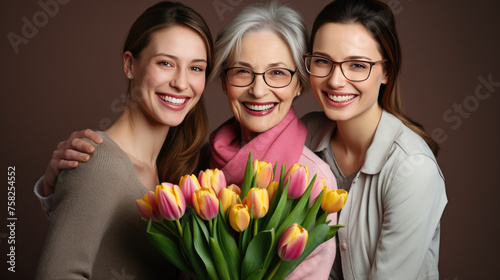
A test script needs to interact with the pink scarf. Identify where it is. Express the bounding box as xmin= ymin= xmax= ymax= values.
xmin=209 ymin=108 xmax=307 ymax=186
